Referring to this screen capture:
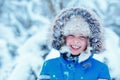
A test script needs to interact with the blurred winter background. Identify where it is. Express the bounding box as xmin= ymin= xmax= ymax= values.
xmin=0 ymin=0 xmax=120 ymax=80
